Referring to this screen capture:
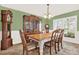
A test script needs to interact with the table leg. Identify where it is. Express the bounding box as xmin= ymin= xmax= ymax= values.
xmin=39 ymin=41 xmax=44 ymax=55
